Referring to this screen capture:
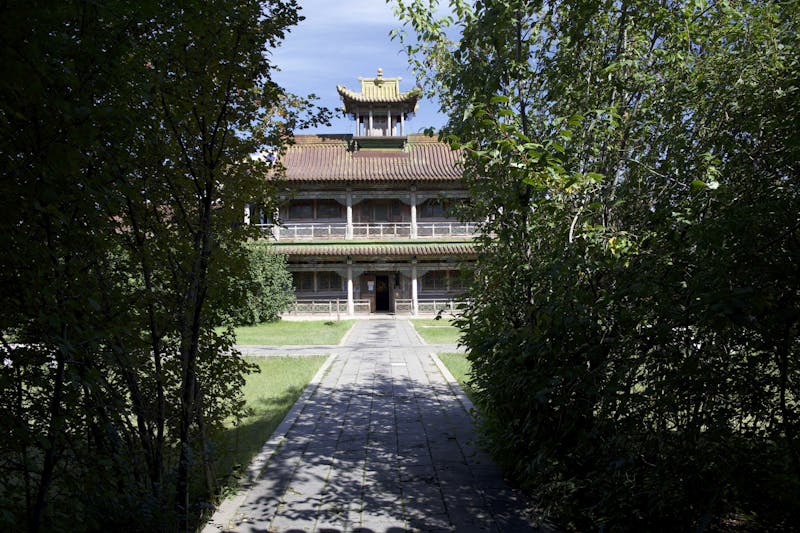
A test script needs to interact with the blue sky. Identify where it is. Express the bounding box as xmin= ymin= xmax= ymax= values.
xmin=270 ymin=0 xmax=447 ymax=134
